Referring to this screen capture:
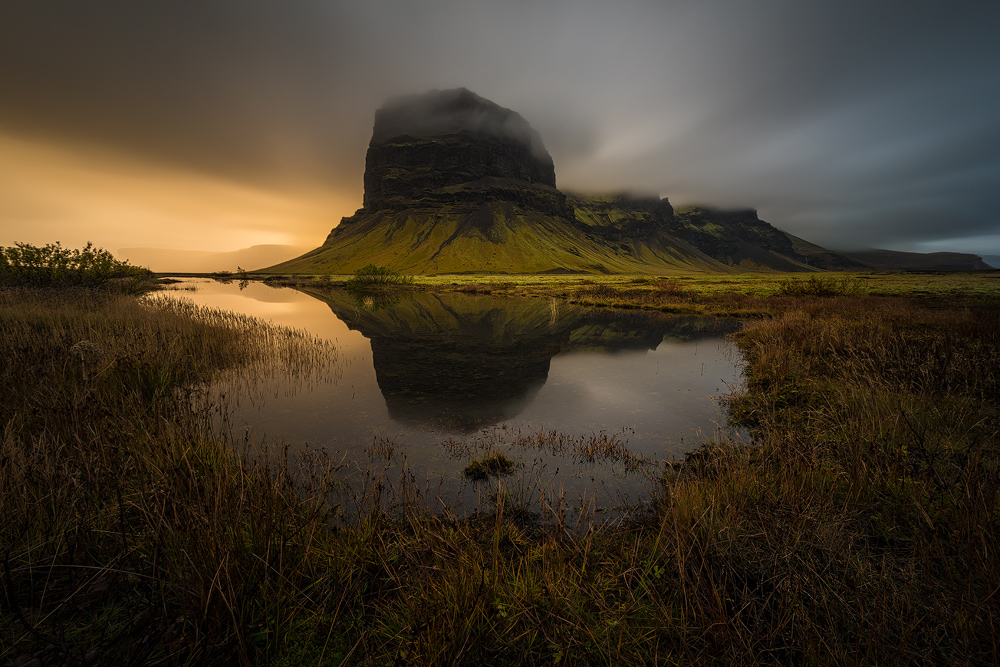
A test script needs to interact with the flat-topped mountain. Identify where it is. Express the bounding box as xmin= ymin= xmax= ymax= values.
xmin=362 ymin=88 xmax=565 ymax=216
xmin=267 ymin=89 xmax=850 ymax=275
